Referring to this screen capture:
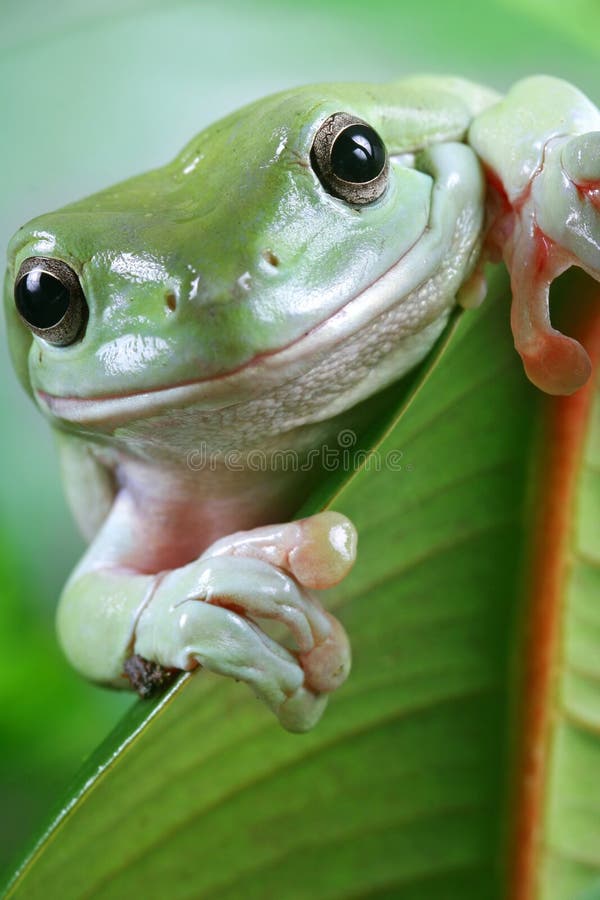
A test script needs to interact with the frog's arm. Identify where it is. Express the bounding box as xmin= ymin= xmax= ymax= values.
xmin=56 ymin=477 xmax=355 ymax=732
xmin=467 ymin=76 xmax=600 ymax=395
